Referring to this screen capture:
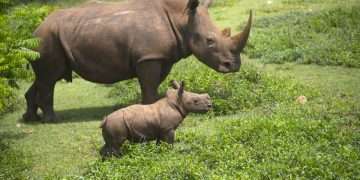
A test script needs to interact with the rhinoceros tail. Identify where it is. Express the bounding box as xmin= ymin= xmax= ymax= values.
xmin=100 ymin=116 xmax=108 ymax=128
